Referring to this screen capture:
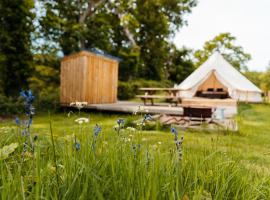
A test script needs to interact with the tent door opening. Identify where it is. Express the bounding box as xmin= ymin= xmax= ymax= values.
xmin=195 ymin=72 xmax=229 ymax=99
